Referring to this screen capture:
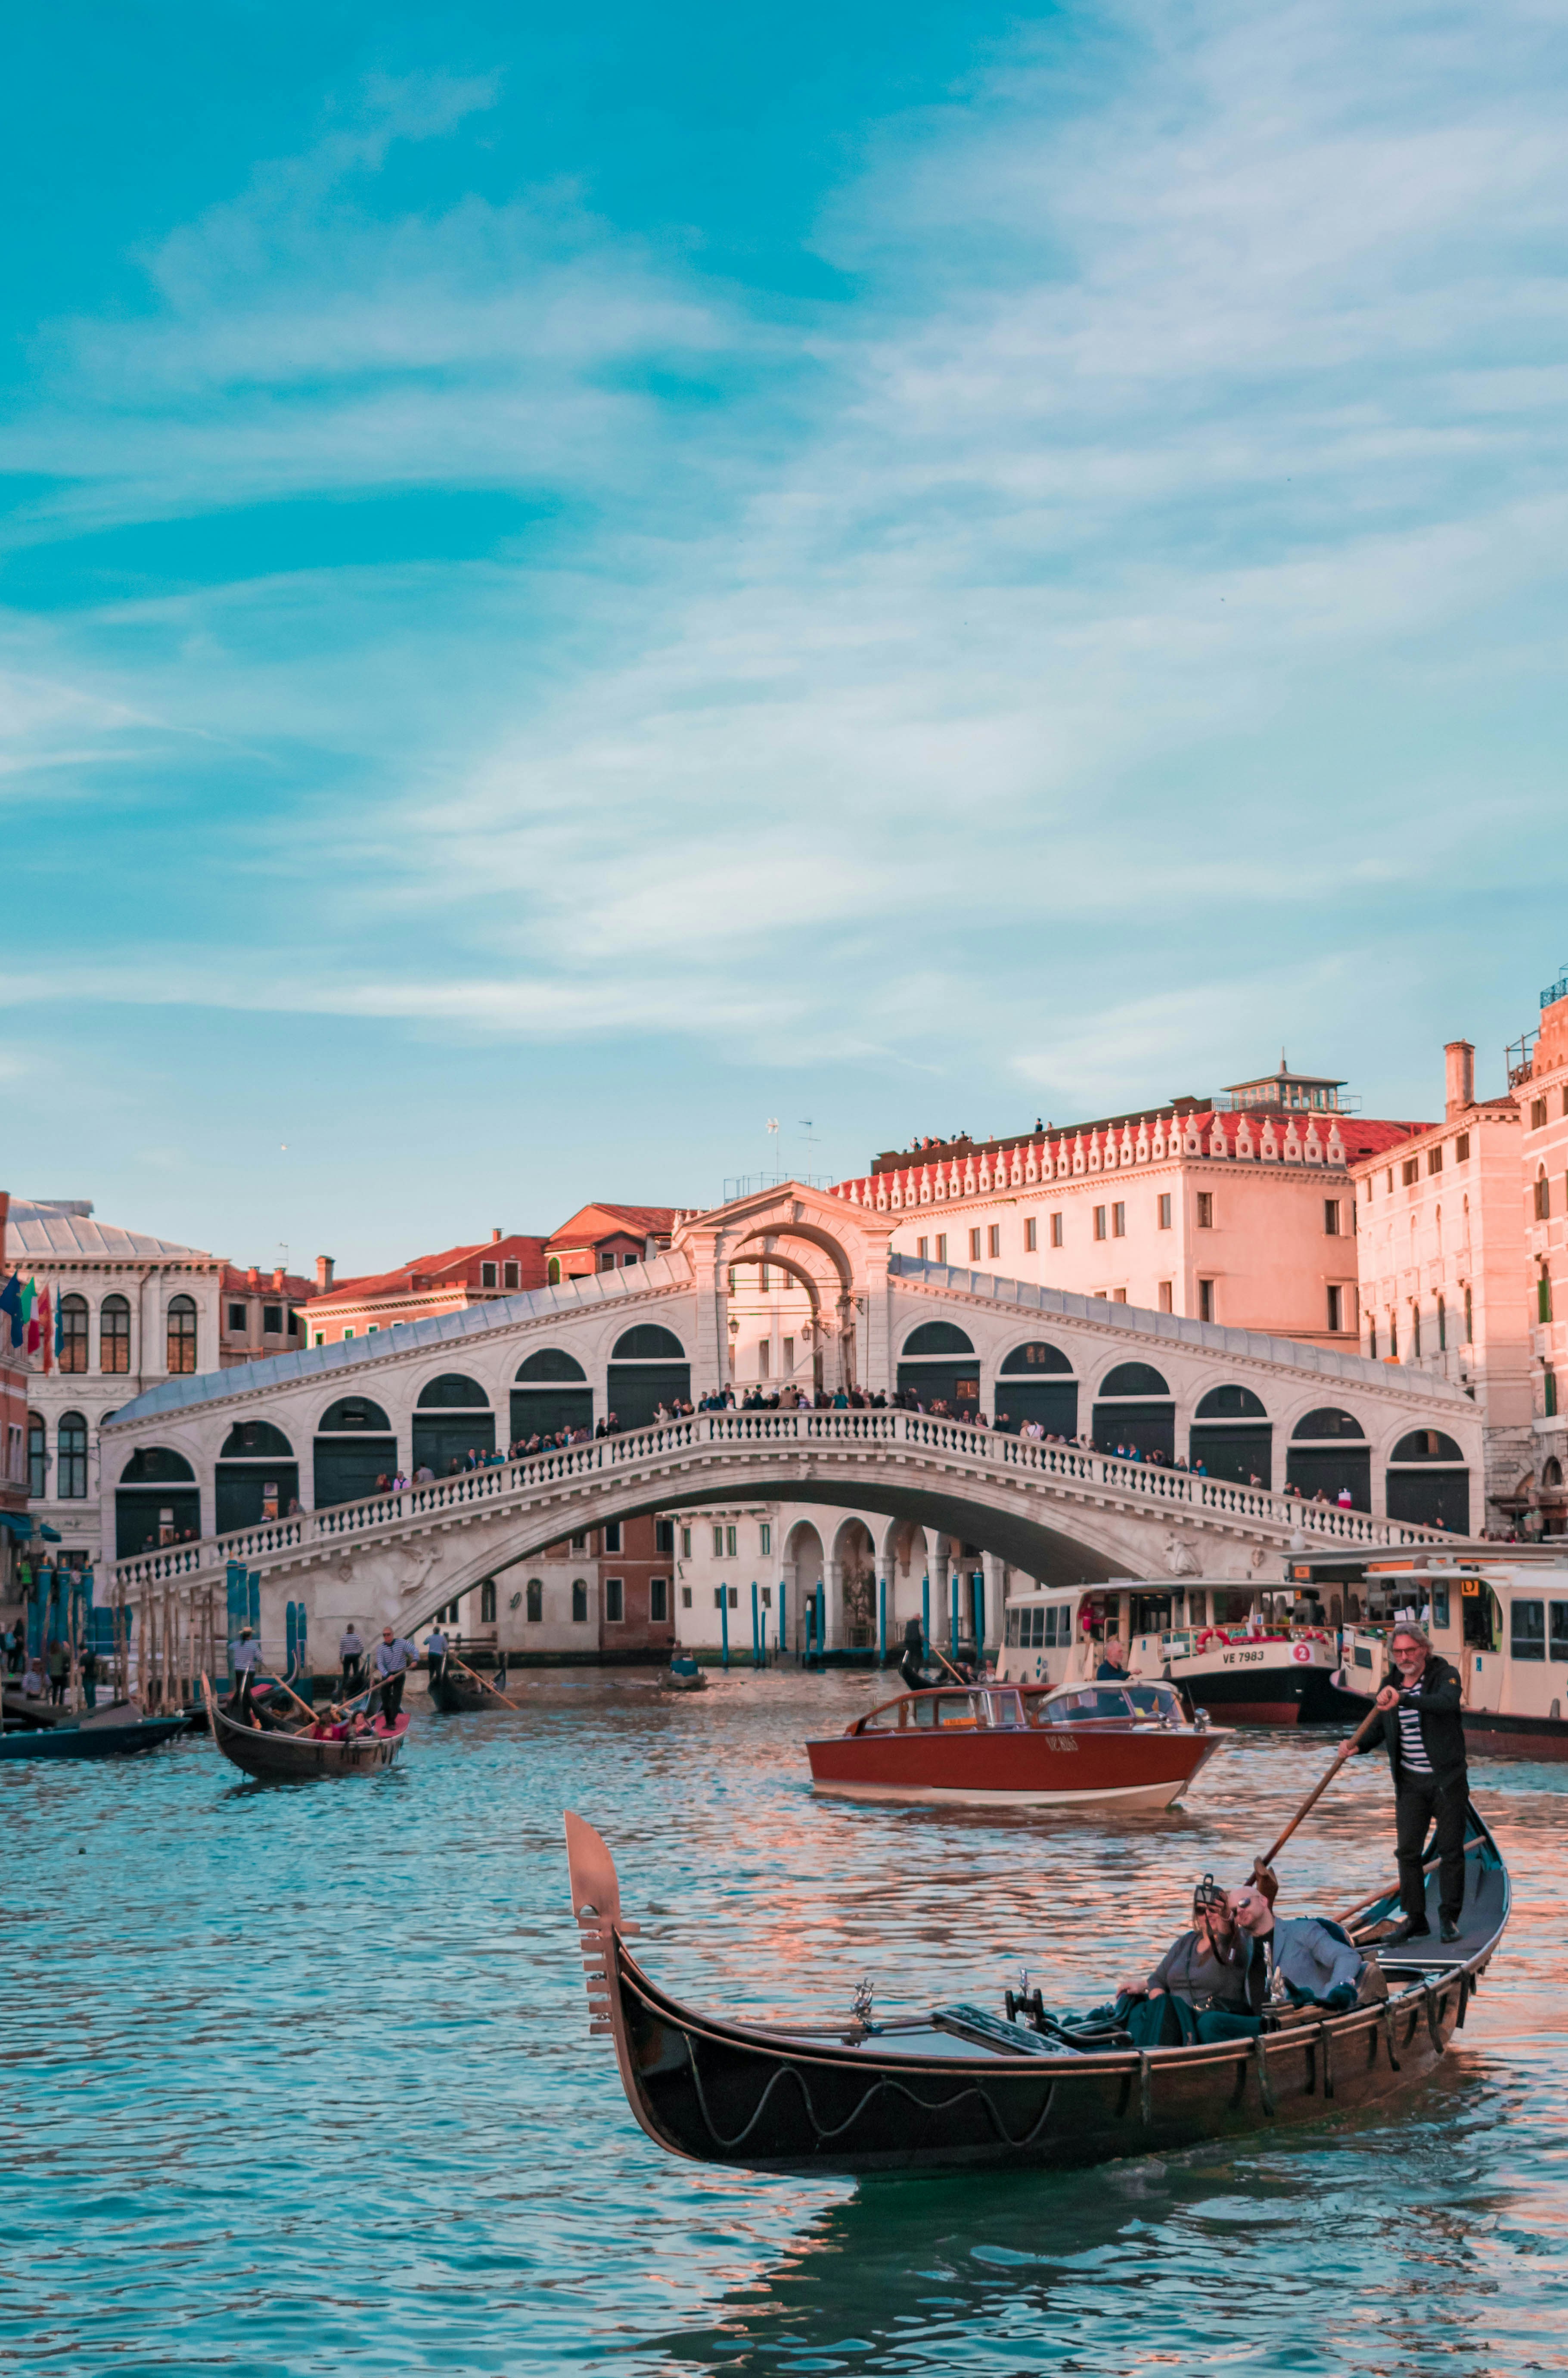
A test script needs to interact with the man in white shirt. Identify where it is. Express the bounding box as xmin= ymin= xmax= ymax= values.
xmin=338 ymin=1627 xmax=365 ymax=1693
xmin=230 ymin=1624 xmax=262 ymax=1715
xmin=374 ymin=1627 xmax=416 ymax=1728
xmin=425 ymin=1625 xmax=449 ymax=1688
